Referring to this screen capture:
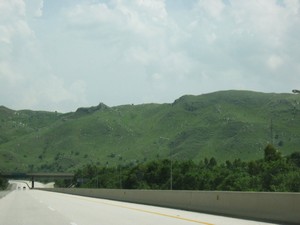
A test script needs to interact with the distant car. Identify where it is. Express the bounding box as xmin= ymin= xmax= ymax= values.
xmin=23 ymin=186 xmax=26 ymax=190
xmin=18 ymin=187 xmax=21 ymax=190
